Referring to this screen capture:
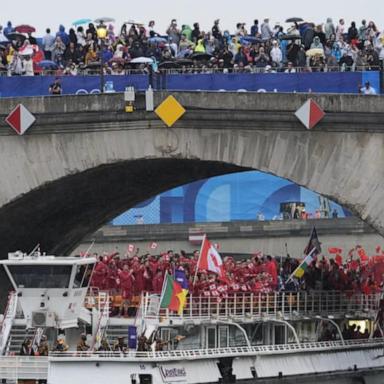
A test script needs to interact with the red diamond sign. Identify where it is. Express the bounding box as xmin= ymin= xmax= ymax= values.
xmin=295 ymin=99 xmax=325 ymax=130
xmin=5 ymin=104 xmax=36 ymax=135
